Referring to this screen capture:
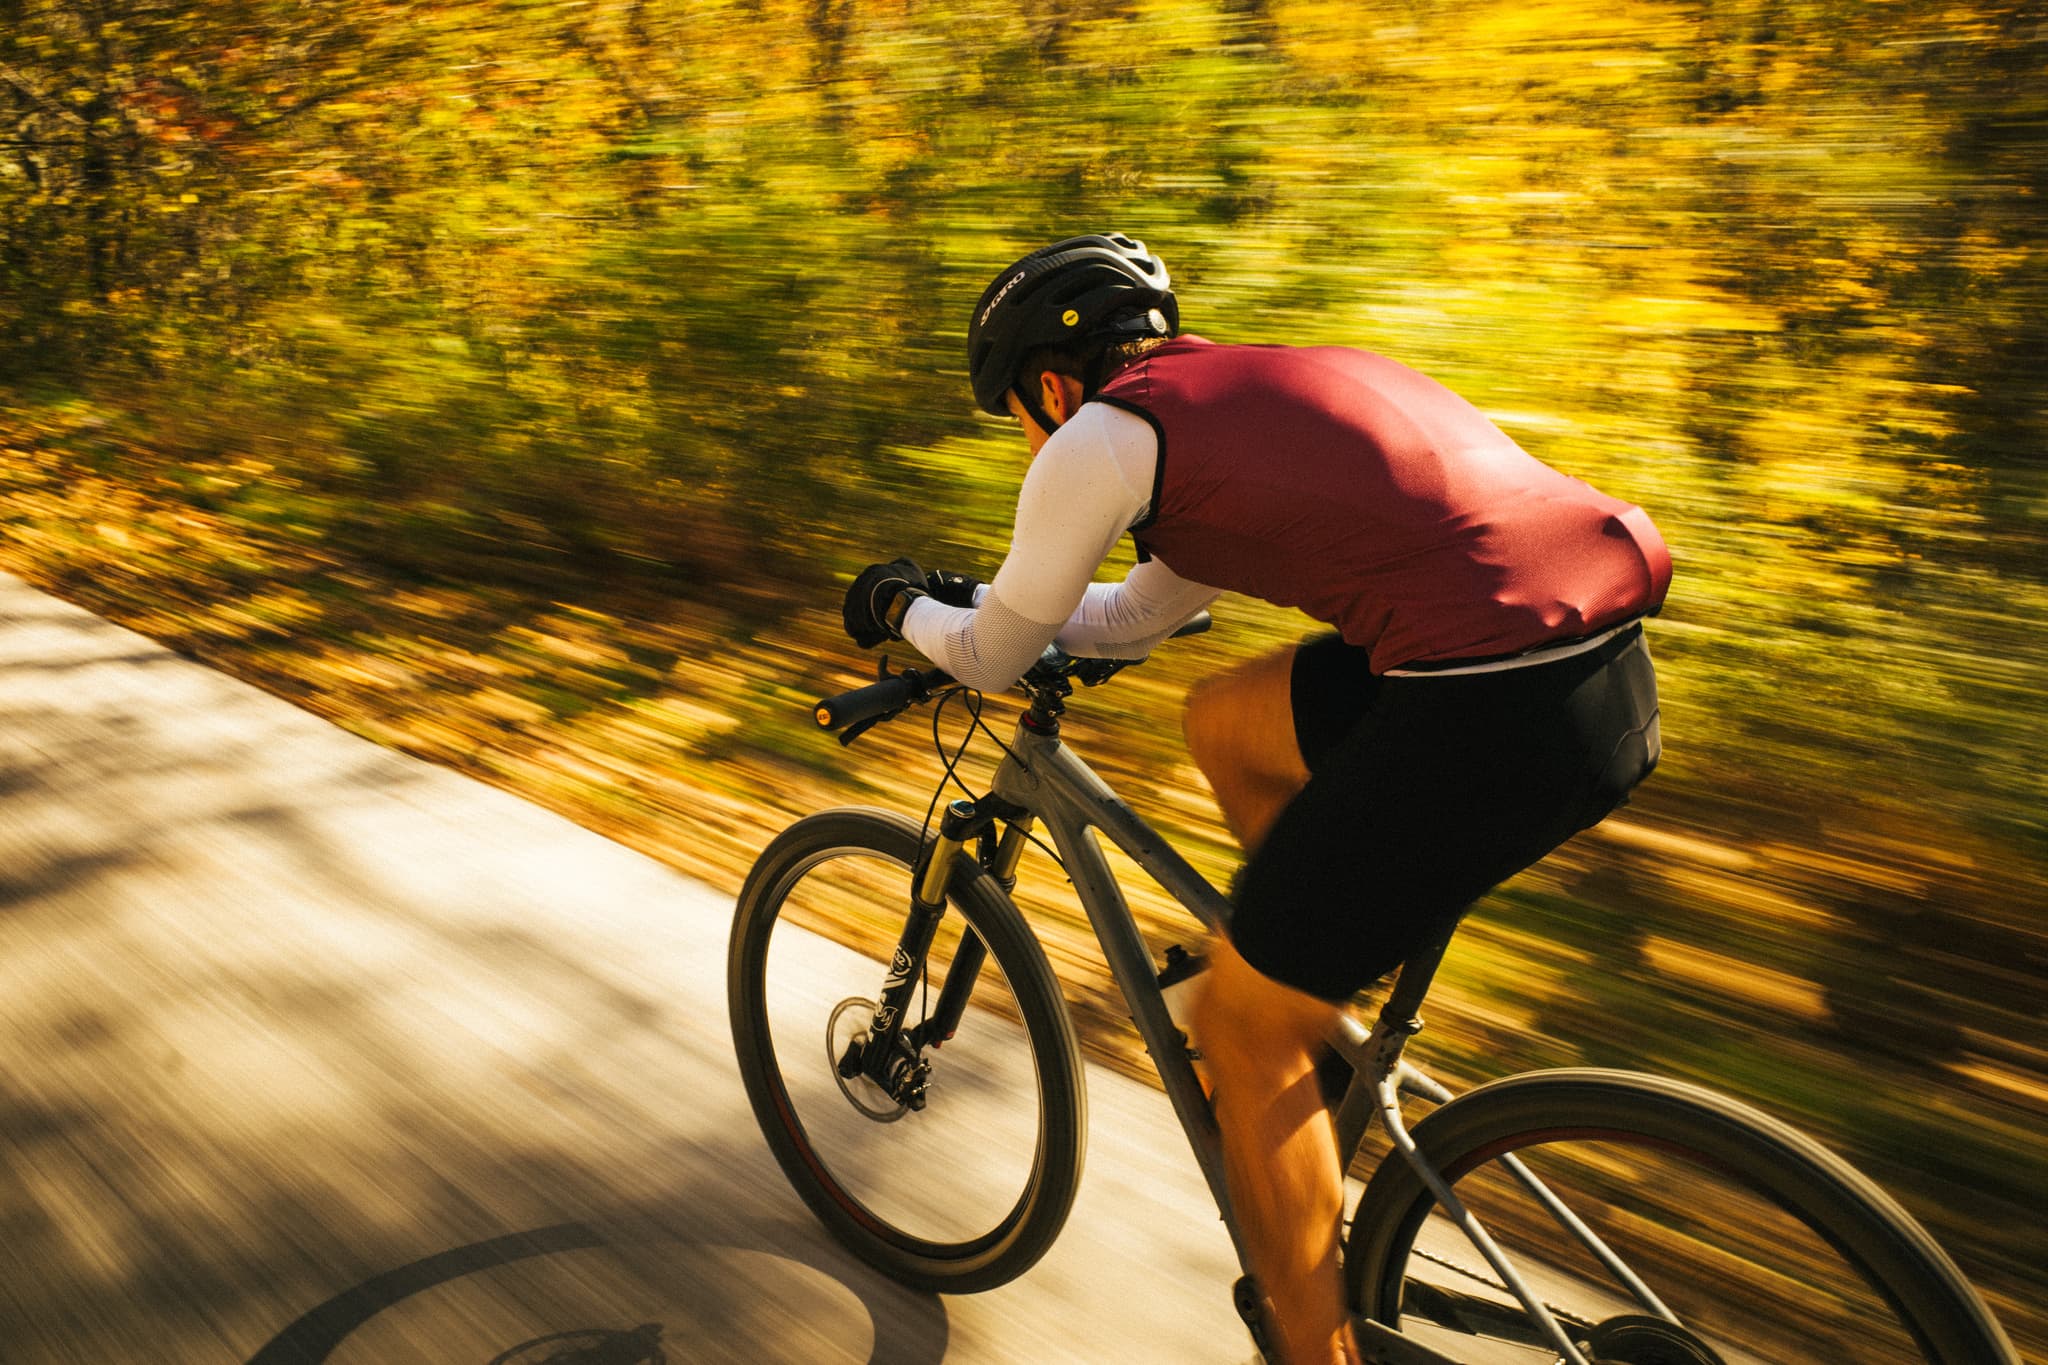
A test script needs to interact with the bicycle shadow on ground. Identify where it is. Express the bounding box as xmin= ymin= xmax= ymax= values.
xmin=243 ymin=1210 xmax=949 ymax=1365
